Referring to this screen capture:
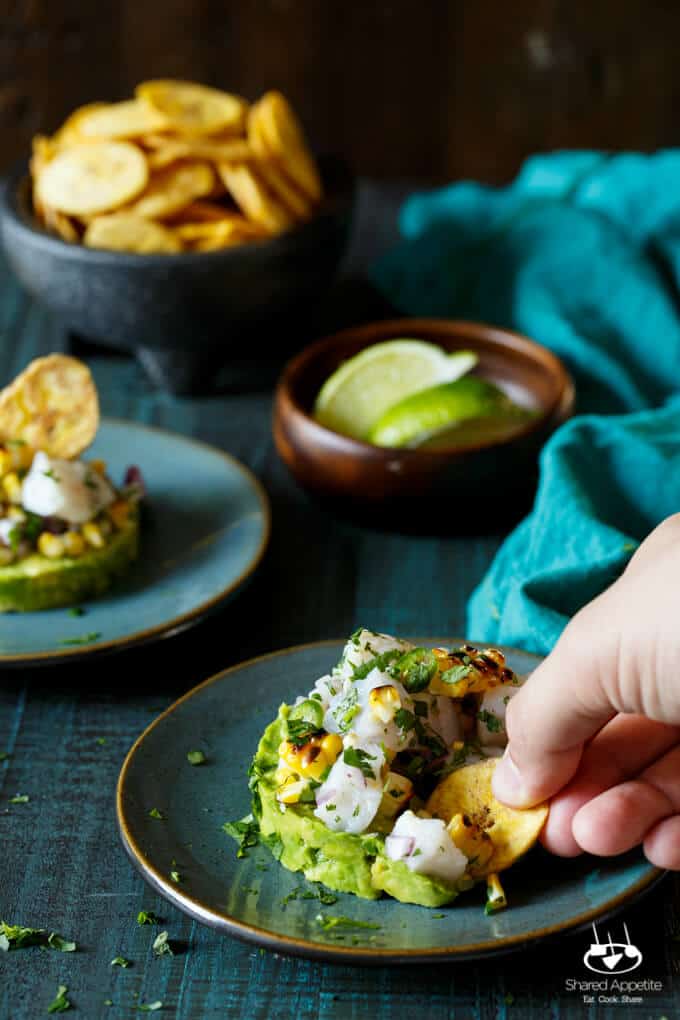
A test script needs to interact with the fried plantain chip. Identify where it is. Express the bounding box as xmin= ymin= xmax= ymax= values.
xmin=254 ymin=154 xmax=313 ymax=221
xmin=218 ymin=162 xmax=292 ymax=233
xmin=42 ymin=205 xmax=80 ymax=243
xmin=52 ymin=102 xmax=109 ymax=148
xmin=126 ymin=161 xmax=214 ymax=220
xmin=75 ymin=99 xmax=169 ymax=140
xmin=136 ymin=80 xmax=247 ymax=136
xmin=84 ymin=213 xmax=181 ymax=254
xmin=146 ymin=137 xmax=253 ymax=172
xmin=426 ymin=760 xmax=548 ymax=875
xmin=0 ymin=355 xmax=99 ymax=458
xmin=250 ymin=91 xmax=322 ymax=202
xmin=36 ymin=141 xmax=148 ymax=217
xmin=168 ymin=199 xmax=240 ymax=224
xmin=175 ymin=215 xmax=267 ymax=250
